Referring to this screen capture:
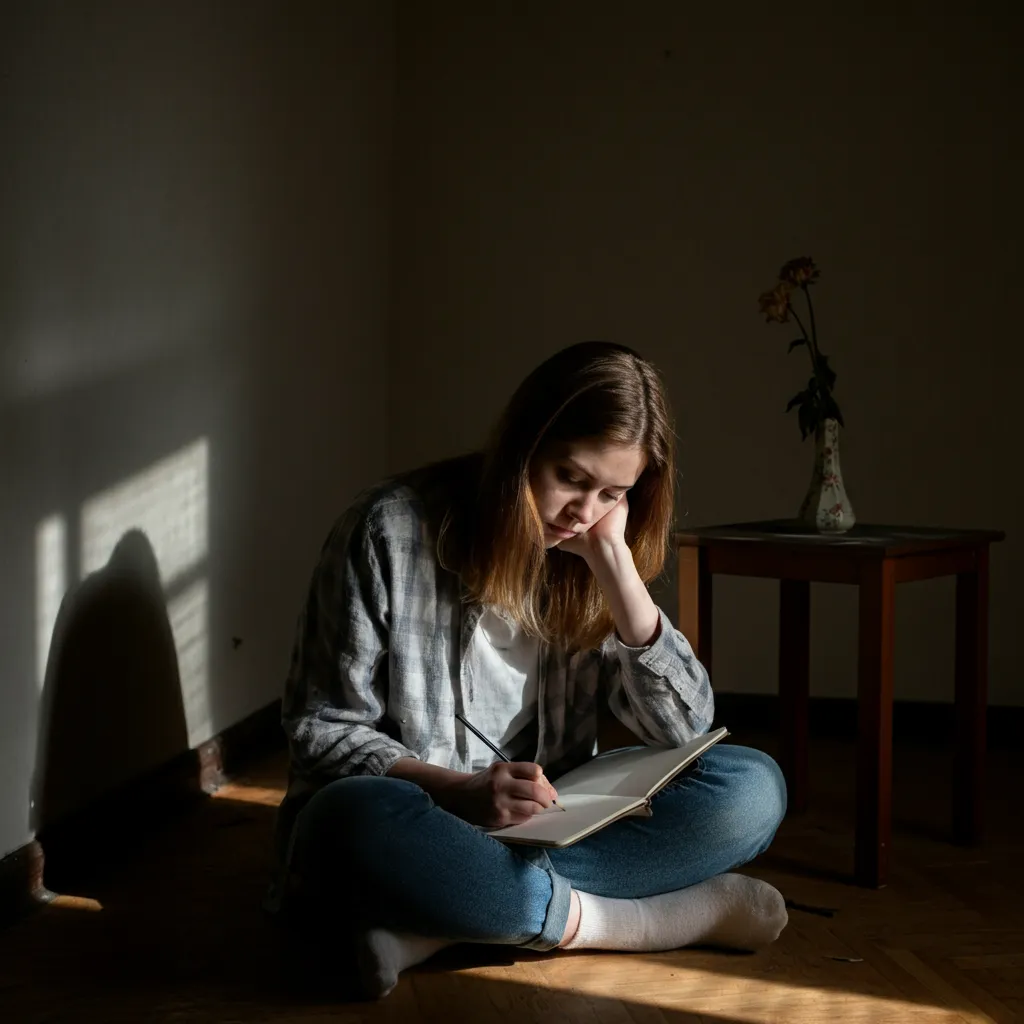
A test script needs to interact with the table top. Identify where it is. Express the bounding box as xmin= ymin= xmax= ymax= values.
xmin=675 ymin=520 xmax=1004 ymax=557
